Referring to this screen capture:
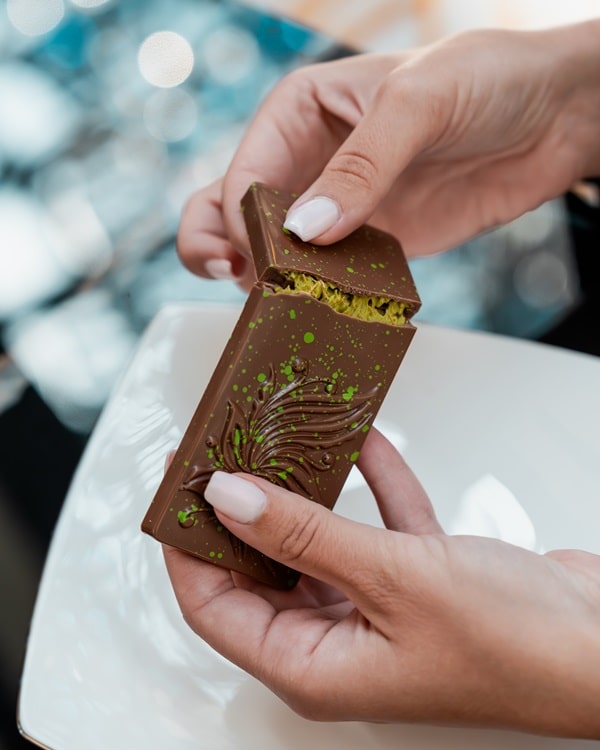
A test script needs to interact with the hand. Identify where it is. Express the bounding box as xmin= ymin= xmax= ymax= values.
xmin=163 ymin=428 xmax=600 ymax=737
xmin=177 ymin=20 xmax=600 ymax=287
